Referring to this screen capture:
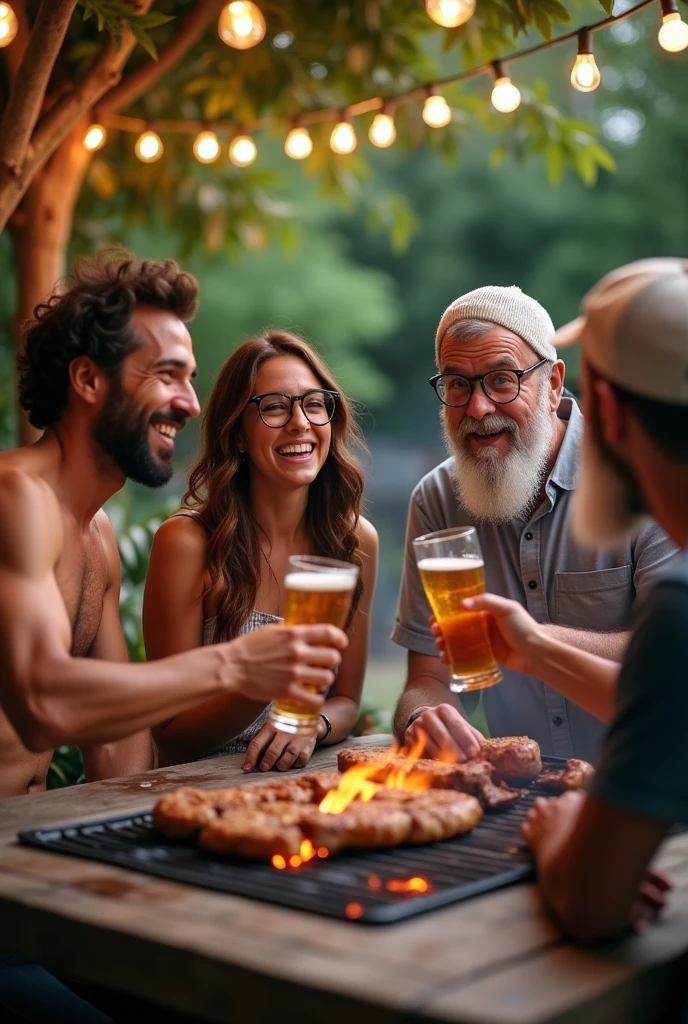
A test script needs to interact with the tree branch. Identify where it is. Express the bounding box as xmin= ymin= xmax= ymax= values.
xmin=100 ymin=0 xmax=223 ymax=115
xmin=0 ymin=0 xmax=154 ymax=233
xmin=0 ymin=0 xmax=78 ymax=180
